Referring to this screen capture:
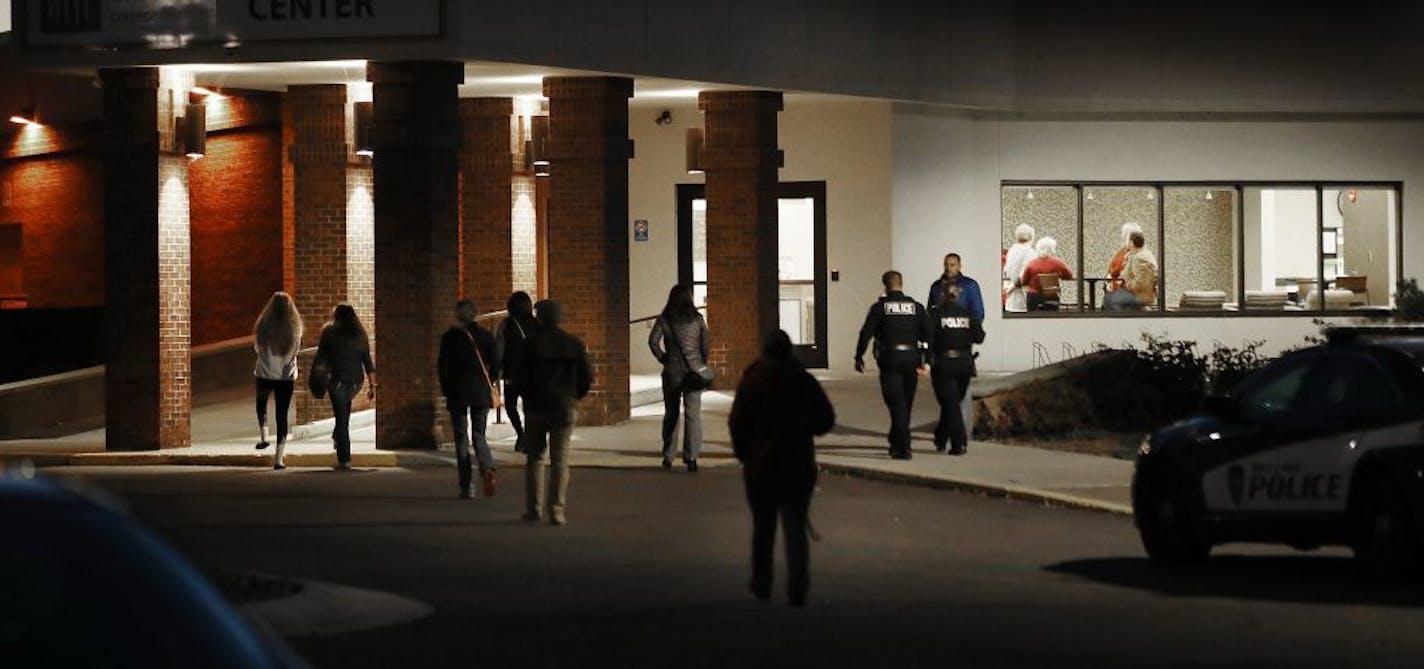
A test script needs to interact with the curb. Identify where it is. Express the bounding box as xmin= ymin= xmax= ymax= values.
xmin=817 ymin=462 xmax=1133 ymax=516
xmin=6 ymin=451 xmax=398 ymax=468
